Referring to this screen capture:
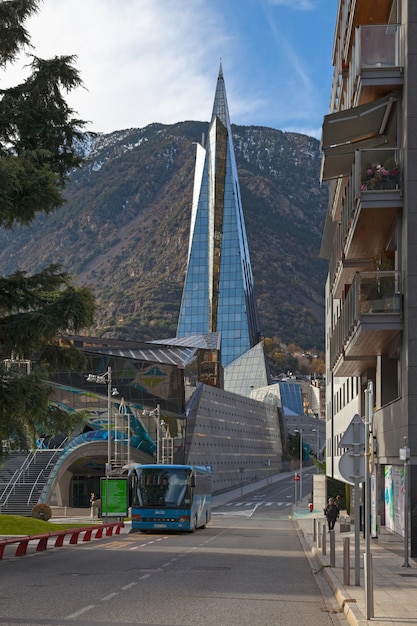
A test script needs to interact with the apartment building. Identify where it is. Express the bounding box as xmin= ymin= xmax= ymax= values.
xmin=320 ymin=0 xmax=417 ymax=553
